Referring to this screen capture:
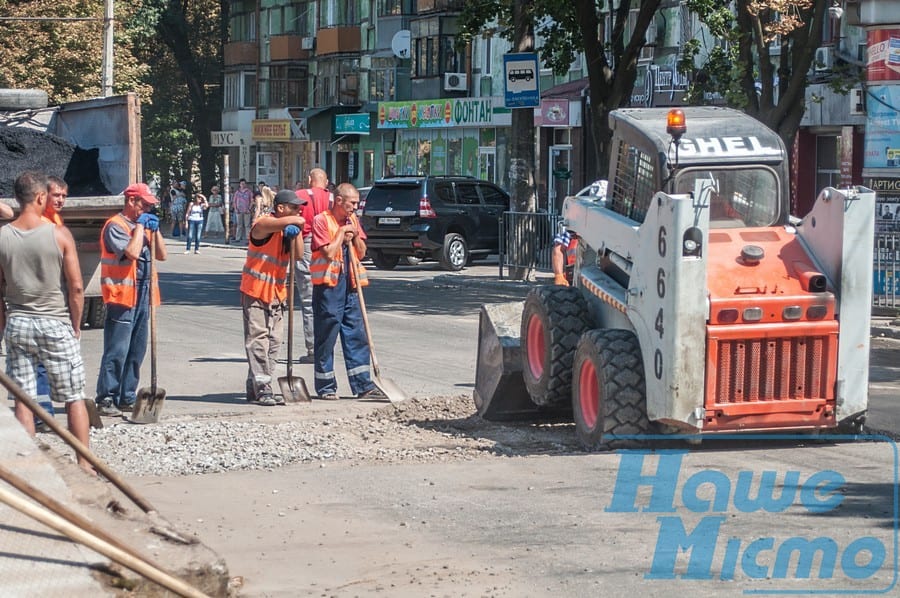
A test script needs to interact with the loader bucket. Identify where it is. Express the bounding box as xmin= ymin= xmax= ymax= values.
xmin=474 ymin=302 xmax=569 ymax=421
